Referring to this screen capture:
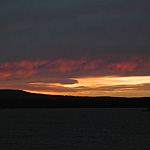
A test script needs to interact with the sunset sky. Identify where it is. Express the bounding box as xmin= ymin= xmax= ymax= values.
xmin=0 ymin=0 xmax=150 ymax=97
